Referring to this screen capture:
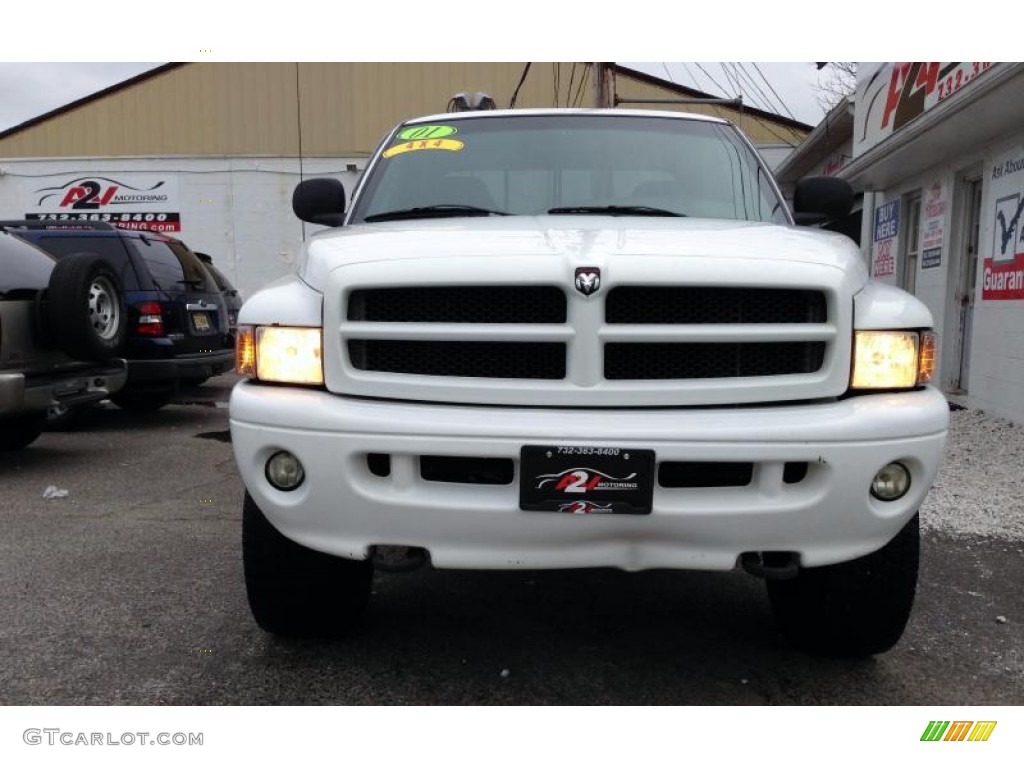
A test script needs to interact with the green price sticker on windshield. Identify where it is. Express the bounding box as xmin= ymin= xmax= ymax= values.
xmin=397 ymin=125 xmax=458 ymax=141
